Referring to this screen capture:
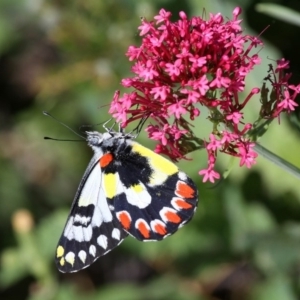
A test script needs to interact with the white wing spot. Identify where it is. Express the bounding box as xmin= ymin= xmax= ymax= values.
xmin=178 ymin=171 xmax=187 ymax=181
xmin=179 ymin=221 xmax=187 ymax=229
xmin=163 ymin=233 xmax=171 ymax=239
xmin=74 ymin=214 xmax=91 ymax=226
xmin=125 ymin=182 xmax=152 ymax=209
xmin=112 ymin=228 xmax=121 ymax=240
xmin=97 ymin=234 xmax=108 ymax=249
xmin=65 ymin=252 xmax=75 ymax=266
xmin=78 ymin=250 xmax=87 ymax=263
xmin=89 ymin=245 xmax=96 ymax=257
